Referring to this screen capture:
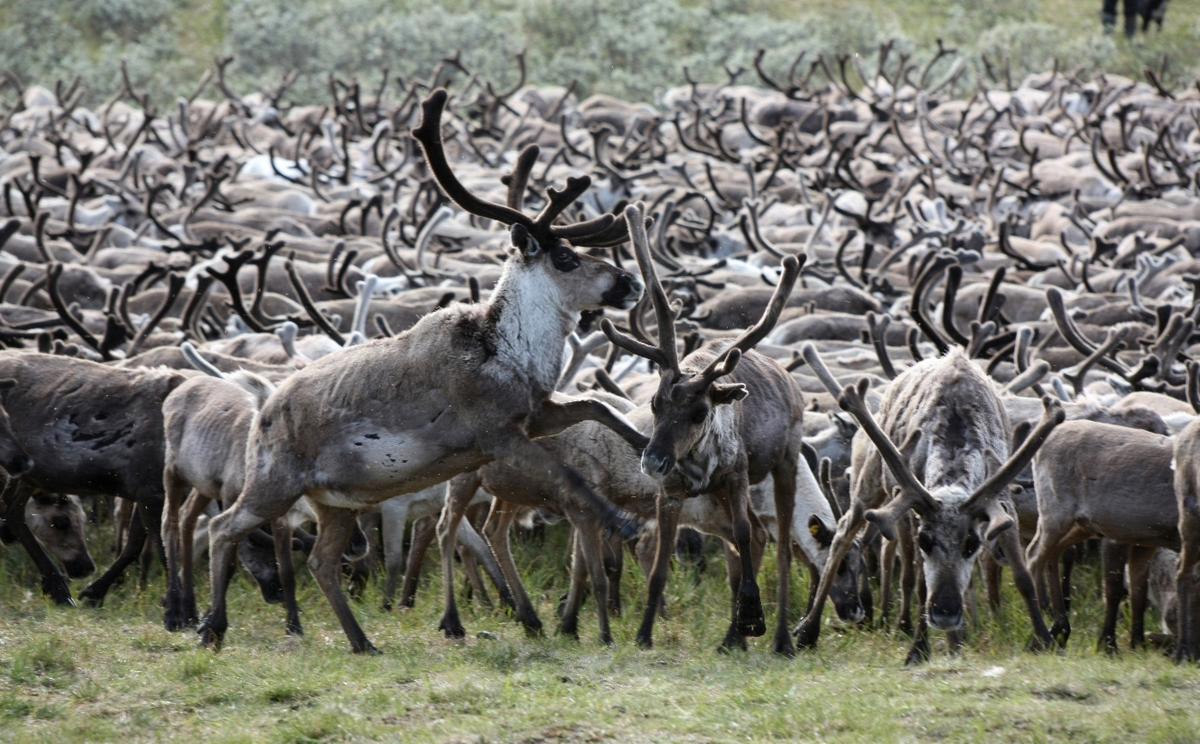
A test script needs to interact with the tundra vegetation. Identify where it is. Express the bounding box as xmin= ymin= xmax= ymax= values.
xmin=2 ymin=2 xmax=1200 ymax=738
